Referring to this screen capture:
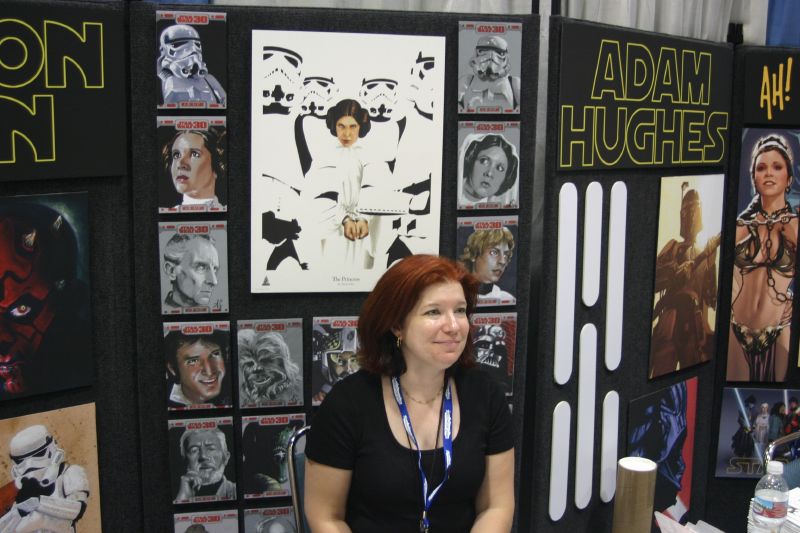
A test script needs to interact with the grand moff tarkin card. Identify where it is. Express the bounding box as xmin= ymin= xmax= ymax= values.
xmin=159 ymin=220 xmax=229 ymax=315
xmin=241 ymin=413 xmax=306 ymax=499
